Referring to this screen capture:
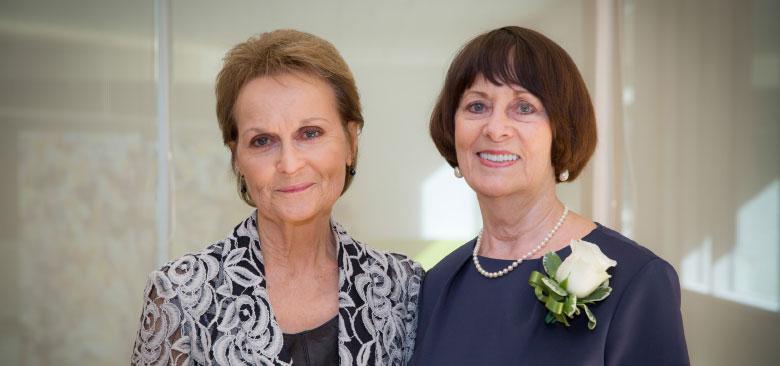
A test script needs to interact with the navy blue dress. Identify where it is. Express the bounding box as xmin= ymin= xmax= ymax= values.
xmin=410 ymin=224 xmax=689 ymax=366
